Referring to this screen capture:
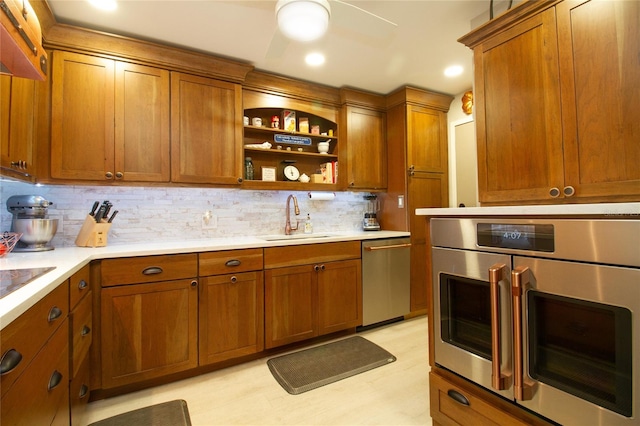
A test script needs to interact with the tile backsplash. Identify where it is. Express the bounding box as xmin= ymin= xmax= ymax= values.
xmin=1 ymin=179 xmax=369 ymax=248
